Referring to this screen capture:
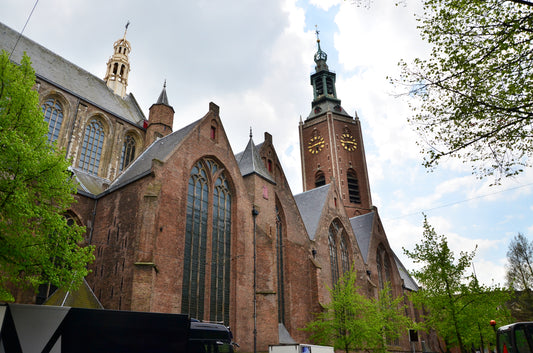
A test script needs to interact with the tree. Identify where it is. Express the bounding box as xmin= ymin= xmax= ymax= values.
xmin=304 ymin=269 xmax=412 ymax=353
xmin=0 ymin=50 xmax=94 ymax=301
xmin=404 ymin=216 xmax=511 ymax=353
xmin=399 ymin=0 xmax=533 ymax=182
xmin=505 ymin=233 xmax=533 ymax=321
